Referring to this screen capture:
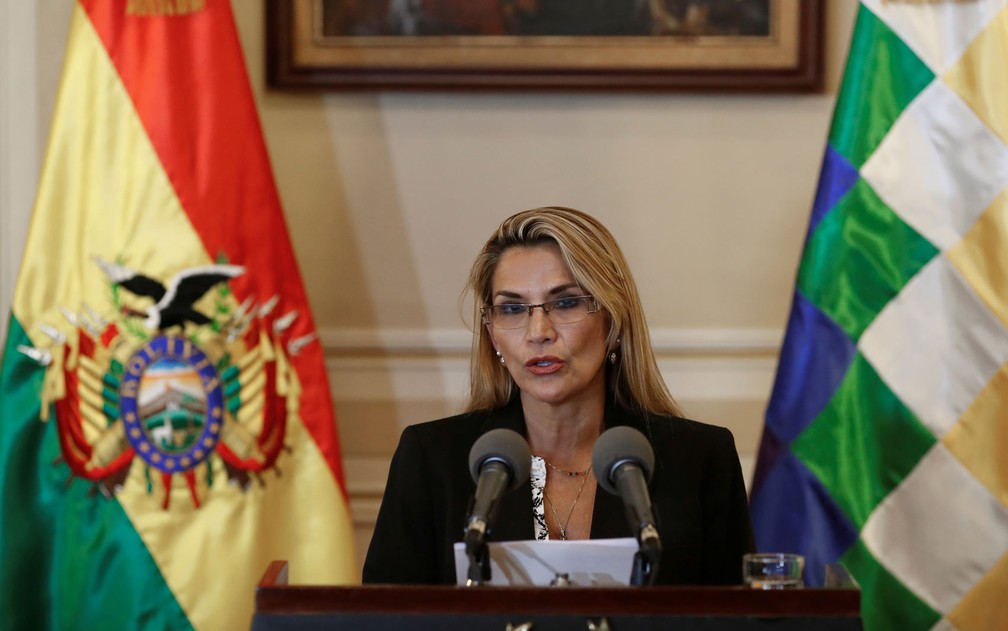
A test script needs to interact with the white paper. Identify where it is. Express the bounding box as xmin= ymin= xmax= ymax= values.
xmin=453 ymin=537 xmax=638 ymax=587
